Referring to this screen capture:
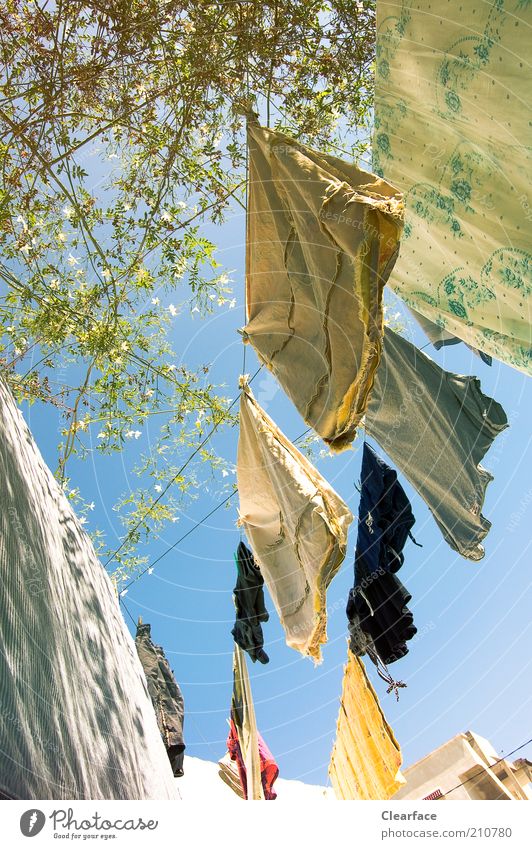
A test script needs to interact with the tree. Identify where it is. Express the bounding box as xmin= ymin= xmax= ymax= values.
xmin=0 ymin=0 xmax=375 ymax=580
